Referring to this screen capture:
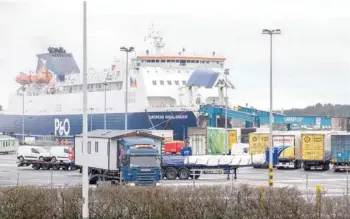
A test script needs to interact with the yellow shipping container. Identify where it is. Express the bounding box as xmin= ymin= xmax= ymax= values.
xmin=301 ymin=134 xmax=325 ymax=161
xmin=249 ymin=133 xmax=269 ymax=155
xmin=227 ymin=130 xmax=237 ymax=150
